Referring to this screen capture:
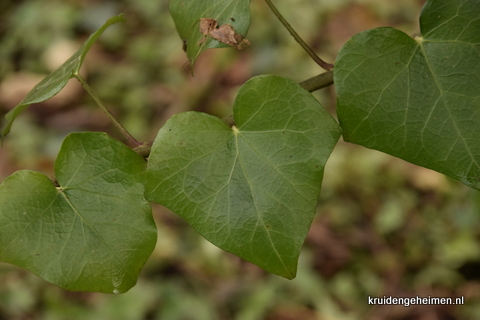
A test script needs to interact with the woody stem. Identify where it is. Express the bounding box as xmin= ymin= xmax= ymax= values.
xmin=299 ymin=70 xmax=334 ymax=92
